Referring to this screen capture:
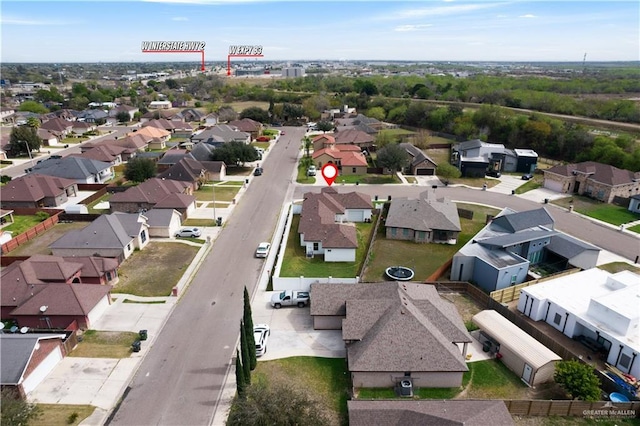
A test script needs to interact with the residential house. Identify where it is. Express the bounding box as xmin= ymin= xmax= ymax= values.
xmin=312 ymin=134 xmax=336 ymax=152
xmin=70 ymin=121 xmax=97 ymax=135
xmin=0 ymin=174 xmax=78 ymax=209
xmin=109 ymin=104 xmax=139 ymax=121
xmin=75 ymin=144 xmax=124 ymax=166
xmin=228 ymin=118 xmax=263 ymax=140
xmin=1 ymin=334 xmax=67 ymax=398
xmin=517 ymin=269 xmax=640 ymax=379
xmin=451 ymin=207 xmax=601 ymax=293
xmin=348 ymin=400 xmax=514 ymax=426
xmin=1 ymin=106 xmax=16 ymax=124
xmin=77 ymin=109 xmax=109 ymax=124
xmin=157 ymin=149 xmax=192 ymax=172
xmin=298 ymin=187 xmax=372 ymax=262
xmin=333 ymin=129 xmax=375 ymax=149
xmin=27 ymin=156 xmax=114 ymax=184
xmin=399 ymin=143 xmax=438 ymax=175
xmin=37 ymin=128 xmax=59 ymax=147
xmin=452 ymin=139 xmax=538 ymax=177
xmin=628 ymin=194 xmax=640 ymax=214
xmin=312 ymin=145 xmax=368 ymax=175
xmin=473 ymin=310 xmax=562 ymax=386
xmin=49 ymin=212 xmax=150 ymax=263
xmin=310 ymin=282 xmax=472 ymax=388
xmin=143 ymin=119 xmax=193 ymax=138
xmin=129 ymin=126 xmax=171 ymax=150
xmin=157 ymin=157 xmax=207 ymax=190
xmin=40 ymin=118 xmax=73 ymax=138
xmin=190 ymin=125 xmax=250 ymax=146
xmin=385 ymin=191 xmax=461 ymax=244
xmin=178 ymin=108 xmax=205 ymax=123
xmin=203 ymin=112 xmax=219 ymax=127
xmin=543 ymin=161 xmax=640 ymax=204
xmin=148 ymin=100 xmax=172 ymax=109
xmin=335 ymin=114 xmax=384 ymax=134
xmin=140 ymin=110 xmax=175 ymax=123
xmin=143 ymin=208 xmax=182 ymax=238
xmin=12 ymin=112 xmax=41 ymax=126
xmin=83 ymin=135 xmax=147 ymax=160
xmin=108 ymin=177 xmax=196 ymax=218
